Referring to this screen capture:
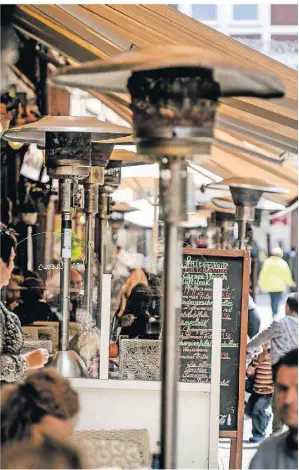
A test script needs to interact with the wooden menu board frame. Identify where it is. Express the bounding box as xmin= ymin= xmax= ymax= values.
xmin=183 ymin=248 xmax=250 ymax=470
